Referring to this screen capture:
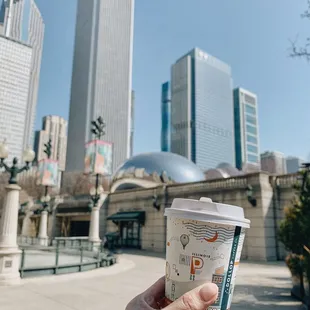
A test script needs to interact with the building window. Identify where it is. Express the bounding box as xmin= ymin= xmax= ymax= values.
xmin=248 ymin=154 xmax=258 ymax=163
xmin=245 ymin=104 xmax=256 ymax=115
xmin=247 ymin=144 xmax=258 ymax=154
xmin=246 ymin=114 xmax=256 ymax=125
xmin=246 ymin=124 xmax=257 ymax=135
xmin=247 ymin=134 xmax=257 ymax=144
